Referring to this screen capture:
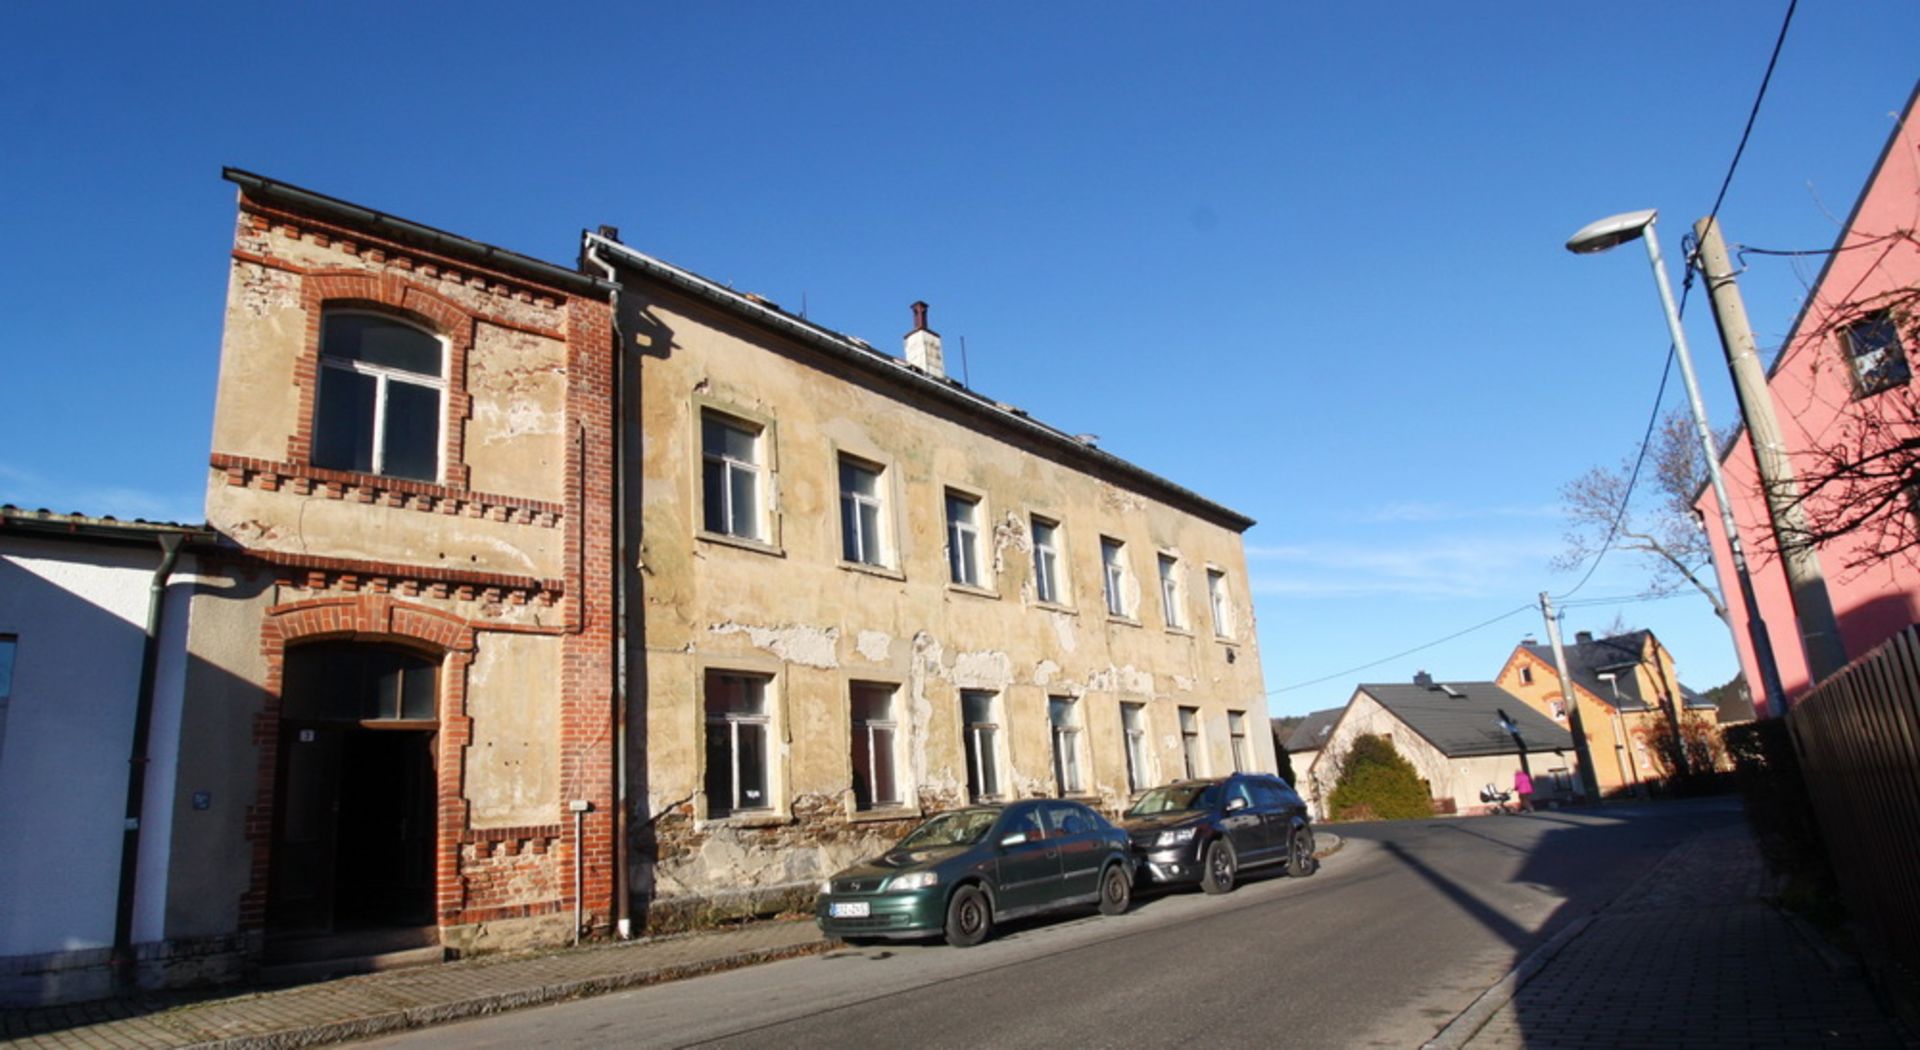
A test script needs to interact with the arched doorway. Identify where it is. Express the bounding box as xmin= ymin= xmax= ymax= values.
xmin=269 ymin=642 xmax=440 ymax=936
